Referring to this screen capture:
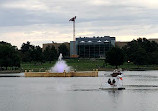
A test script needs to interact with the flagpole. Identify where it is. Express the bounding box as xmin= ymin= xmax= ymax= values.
xmin=69 ymin=16 xmax=77 ymax=57
xmin=73 ymin=20 xmax=75 ymax=41
xmin=73 ymin=20 xmax=75 ymax=55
